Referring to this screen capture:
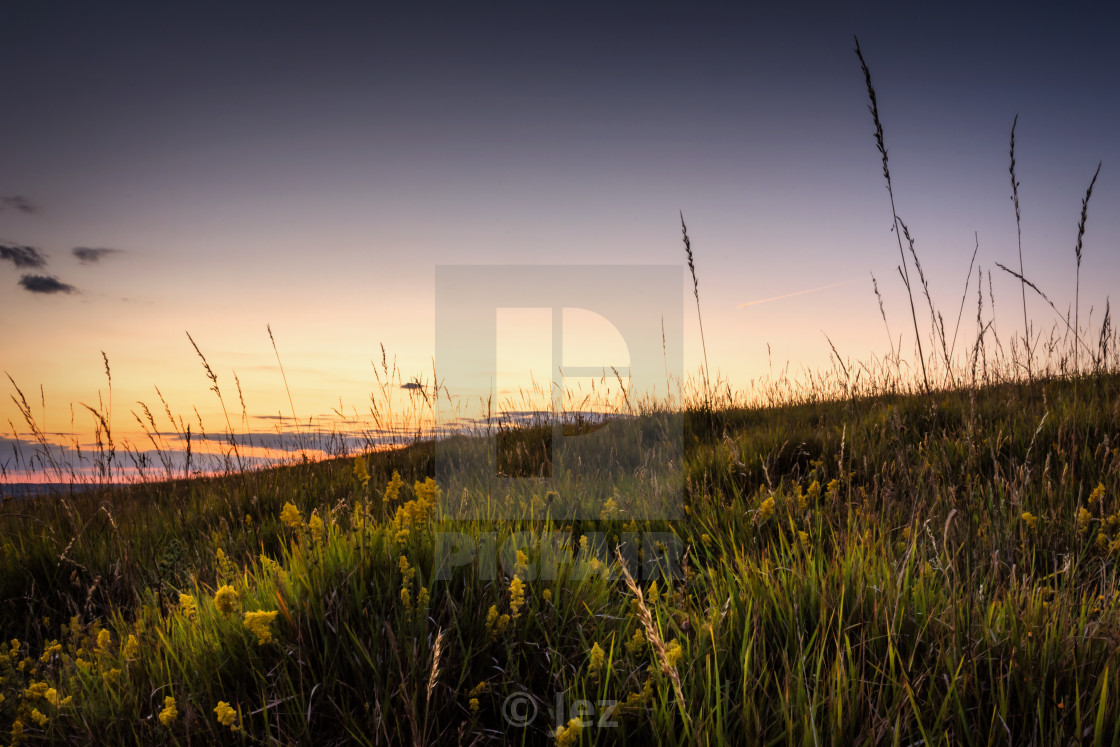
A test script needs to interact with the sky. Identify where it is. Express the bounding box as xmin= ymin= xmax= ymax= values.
xmin=2 ymin=2 xmax=1119 ymax=481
